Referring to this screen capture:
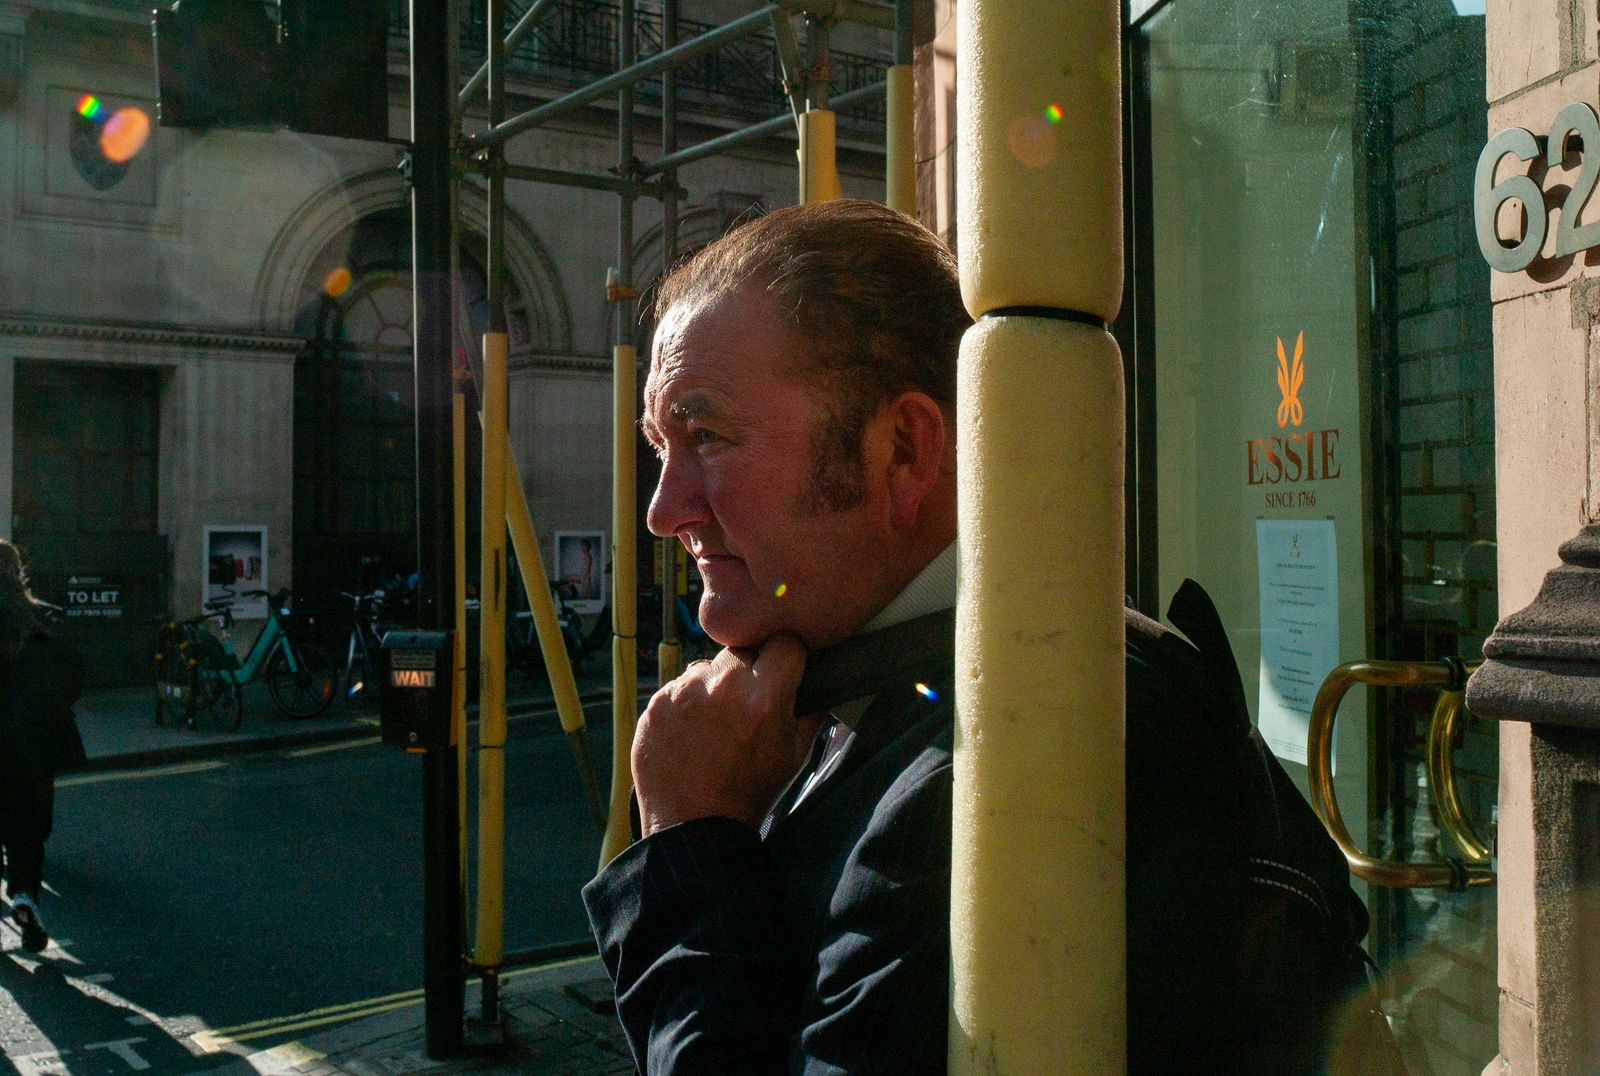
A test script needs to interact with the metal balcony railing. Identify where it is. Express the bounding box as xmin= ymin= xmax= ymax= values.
xmin=392 ymin=0 xmax=889 ymax=136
